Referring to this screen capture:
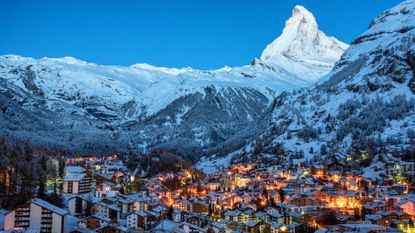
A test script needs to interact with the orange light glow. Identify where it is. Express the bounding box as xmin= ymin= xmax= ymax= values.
xmin=331 ymin=174 xmax=341 ymax=183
